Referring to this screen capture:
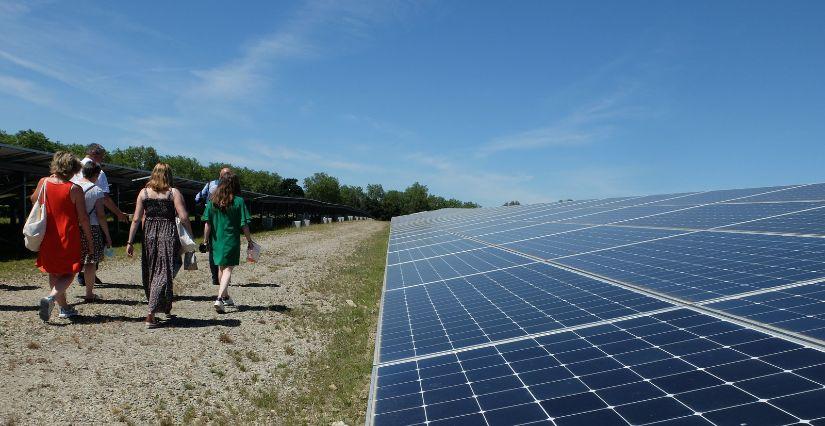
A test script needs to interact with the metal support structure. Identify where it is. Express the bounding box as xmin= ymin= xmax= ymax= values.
xmin=20 ymin=172 xmax=27 ymax=227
